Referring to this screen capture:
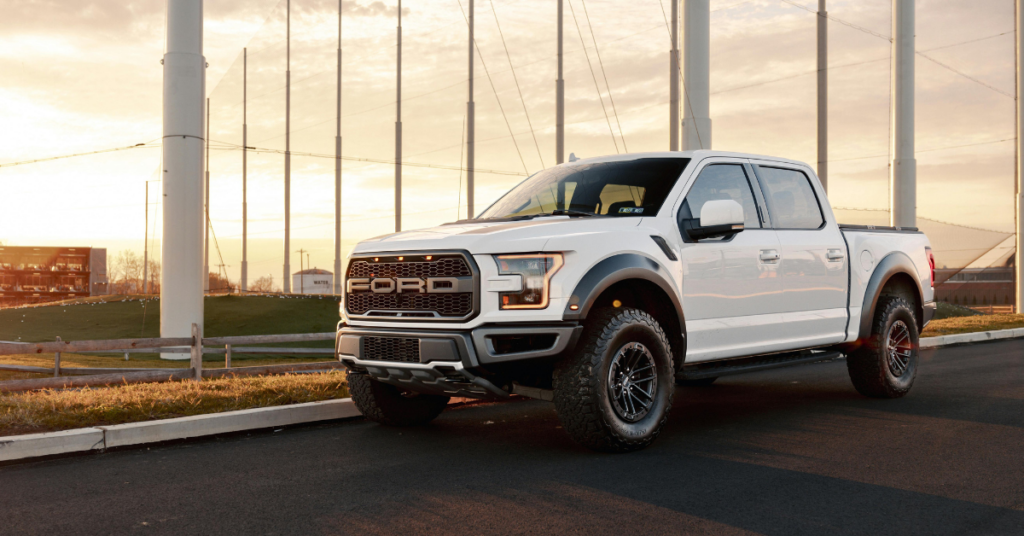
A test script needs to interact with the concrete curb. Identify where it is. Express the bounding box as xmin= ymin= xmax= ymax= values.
xmin=920 ymin=327 xmax=1024 ymax=349
xmin=4 ymin=327 xmax=1024 ymax=464
xmin=0 ymin=398 xmax=359 ymax=463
